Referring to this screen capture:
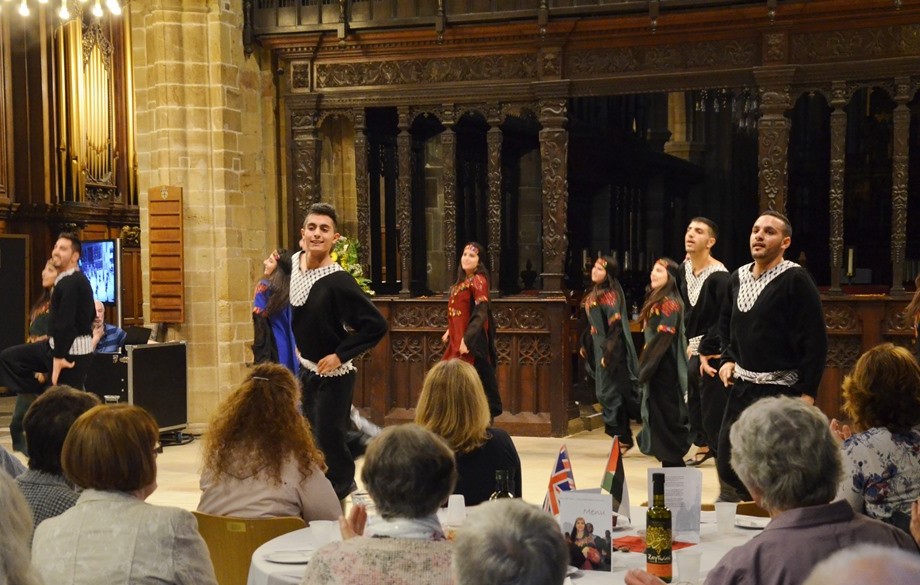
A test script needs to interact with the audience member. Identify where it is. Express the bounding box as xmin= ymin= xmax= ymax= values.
xmin=830 ymin=343 xmax=920 ymax=533
xmin=624 ymin=396 xmax=918 ymax=585
xmin=301 ymin=424 xmax=455 ymax=585
xmin=91 ymin=299 xmax=126 ymax=353
xmin=802 ymin=544 xmax=920 ymax=585
xmin=31 ymin=404 xmax=218 ymax=585
xmin=16 ymin=385 xmax=99 ymax=536
xmin=0 ymin=445 xmax=26 ymax=478
xmin=0 ymin=470 xmax=43 ymax=585
xmin=415 ymin=359 xmax=522 ymax=505
xmin=453 ymin=499 xmax=568 ymax=585
xmin=198 ymin=363 xmax=340 ymax=523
